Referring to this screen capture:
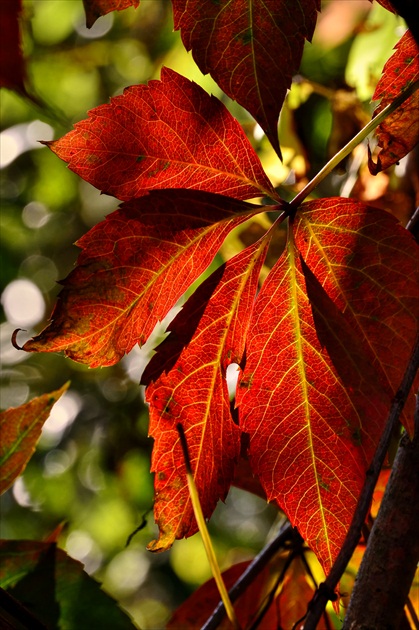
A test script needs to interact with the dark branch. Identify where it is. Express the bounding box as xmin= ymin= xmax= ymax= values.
xmin=302 ymin=333 xmax=419 ymax=629
xmin=342 ymin=396 xmax=419 ymax=629
xmin=201 ymin=520 xmax=294 ymax=630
